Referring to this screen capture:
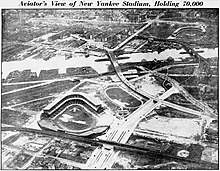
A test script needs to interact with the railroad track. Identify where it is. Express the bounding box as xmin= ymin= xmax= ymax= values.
xmin=2 ymin=126 xmax=217 ymax=168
